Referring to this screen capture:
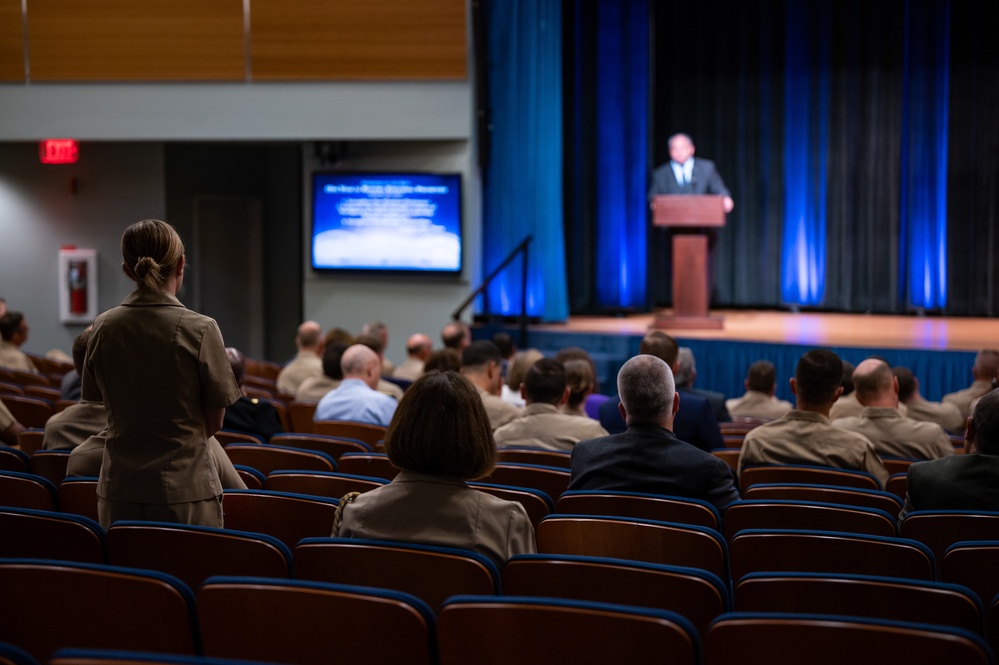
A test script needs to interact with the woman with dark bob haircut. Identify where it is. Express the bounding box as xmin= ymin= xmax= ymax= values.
xmin=333 ymin=370 xmax=536 ymax=565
